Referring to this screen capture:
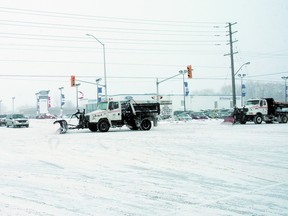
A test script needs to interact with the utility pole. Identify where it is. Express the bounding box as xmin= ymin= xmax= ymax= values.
xmin=225 ymin=22 xmax=238 ymax=107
